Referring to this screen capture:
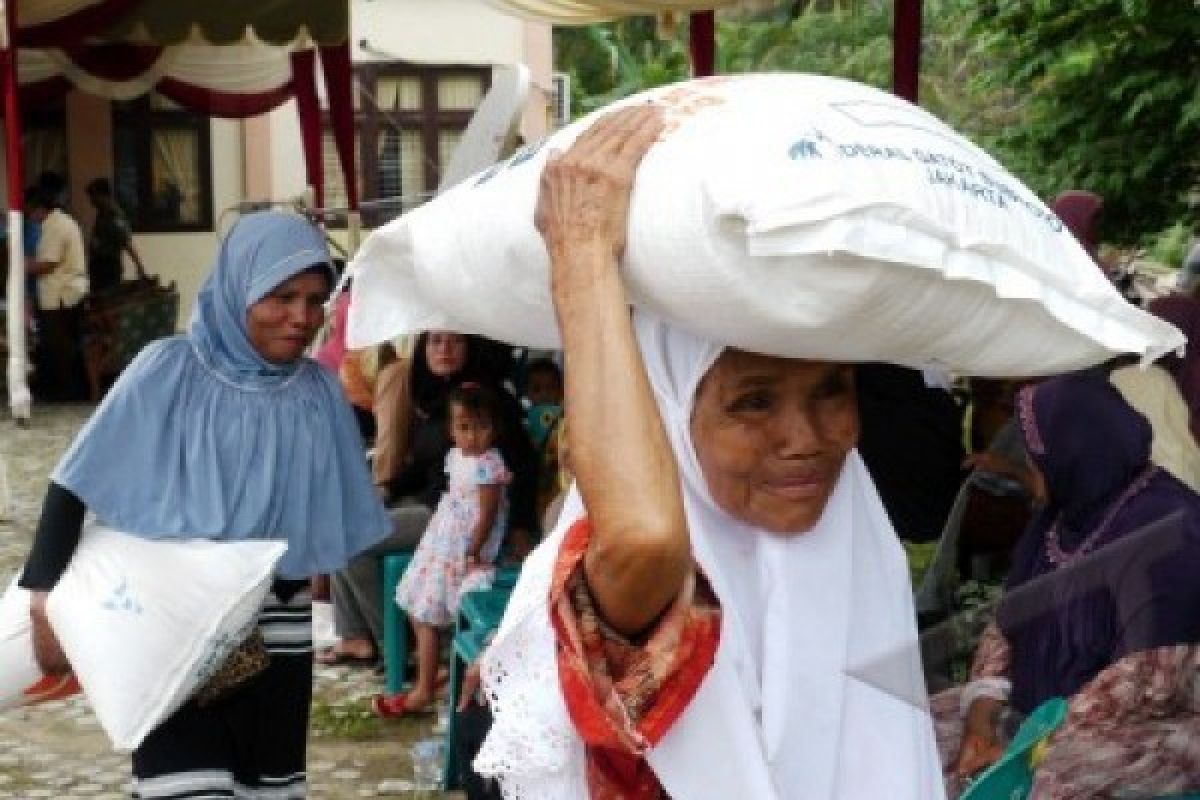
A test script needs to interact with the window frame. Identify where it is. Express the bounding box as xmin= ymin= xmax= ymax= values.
xmin=324 ymin=62 xmax=491 ymax=227
xmin=111 ymin=95 xmax=215 ymax=233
